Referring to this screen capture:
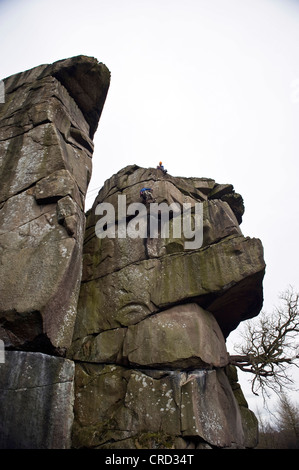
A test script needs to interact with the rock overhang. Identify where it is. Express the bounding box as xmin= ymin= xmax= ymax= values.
xmin=3 ymin=55 xmax=110 ymax=139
